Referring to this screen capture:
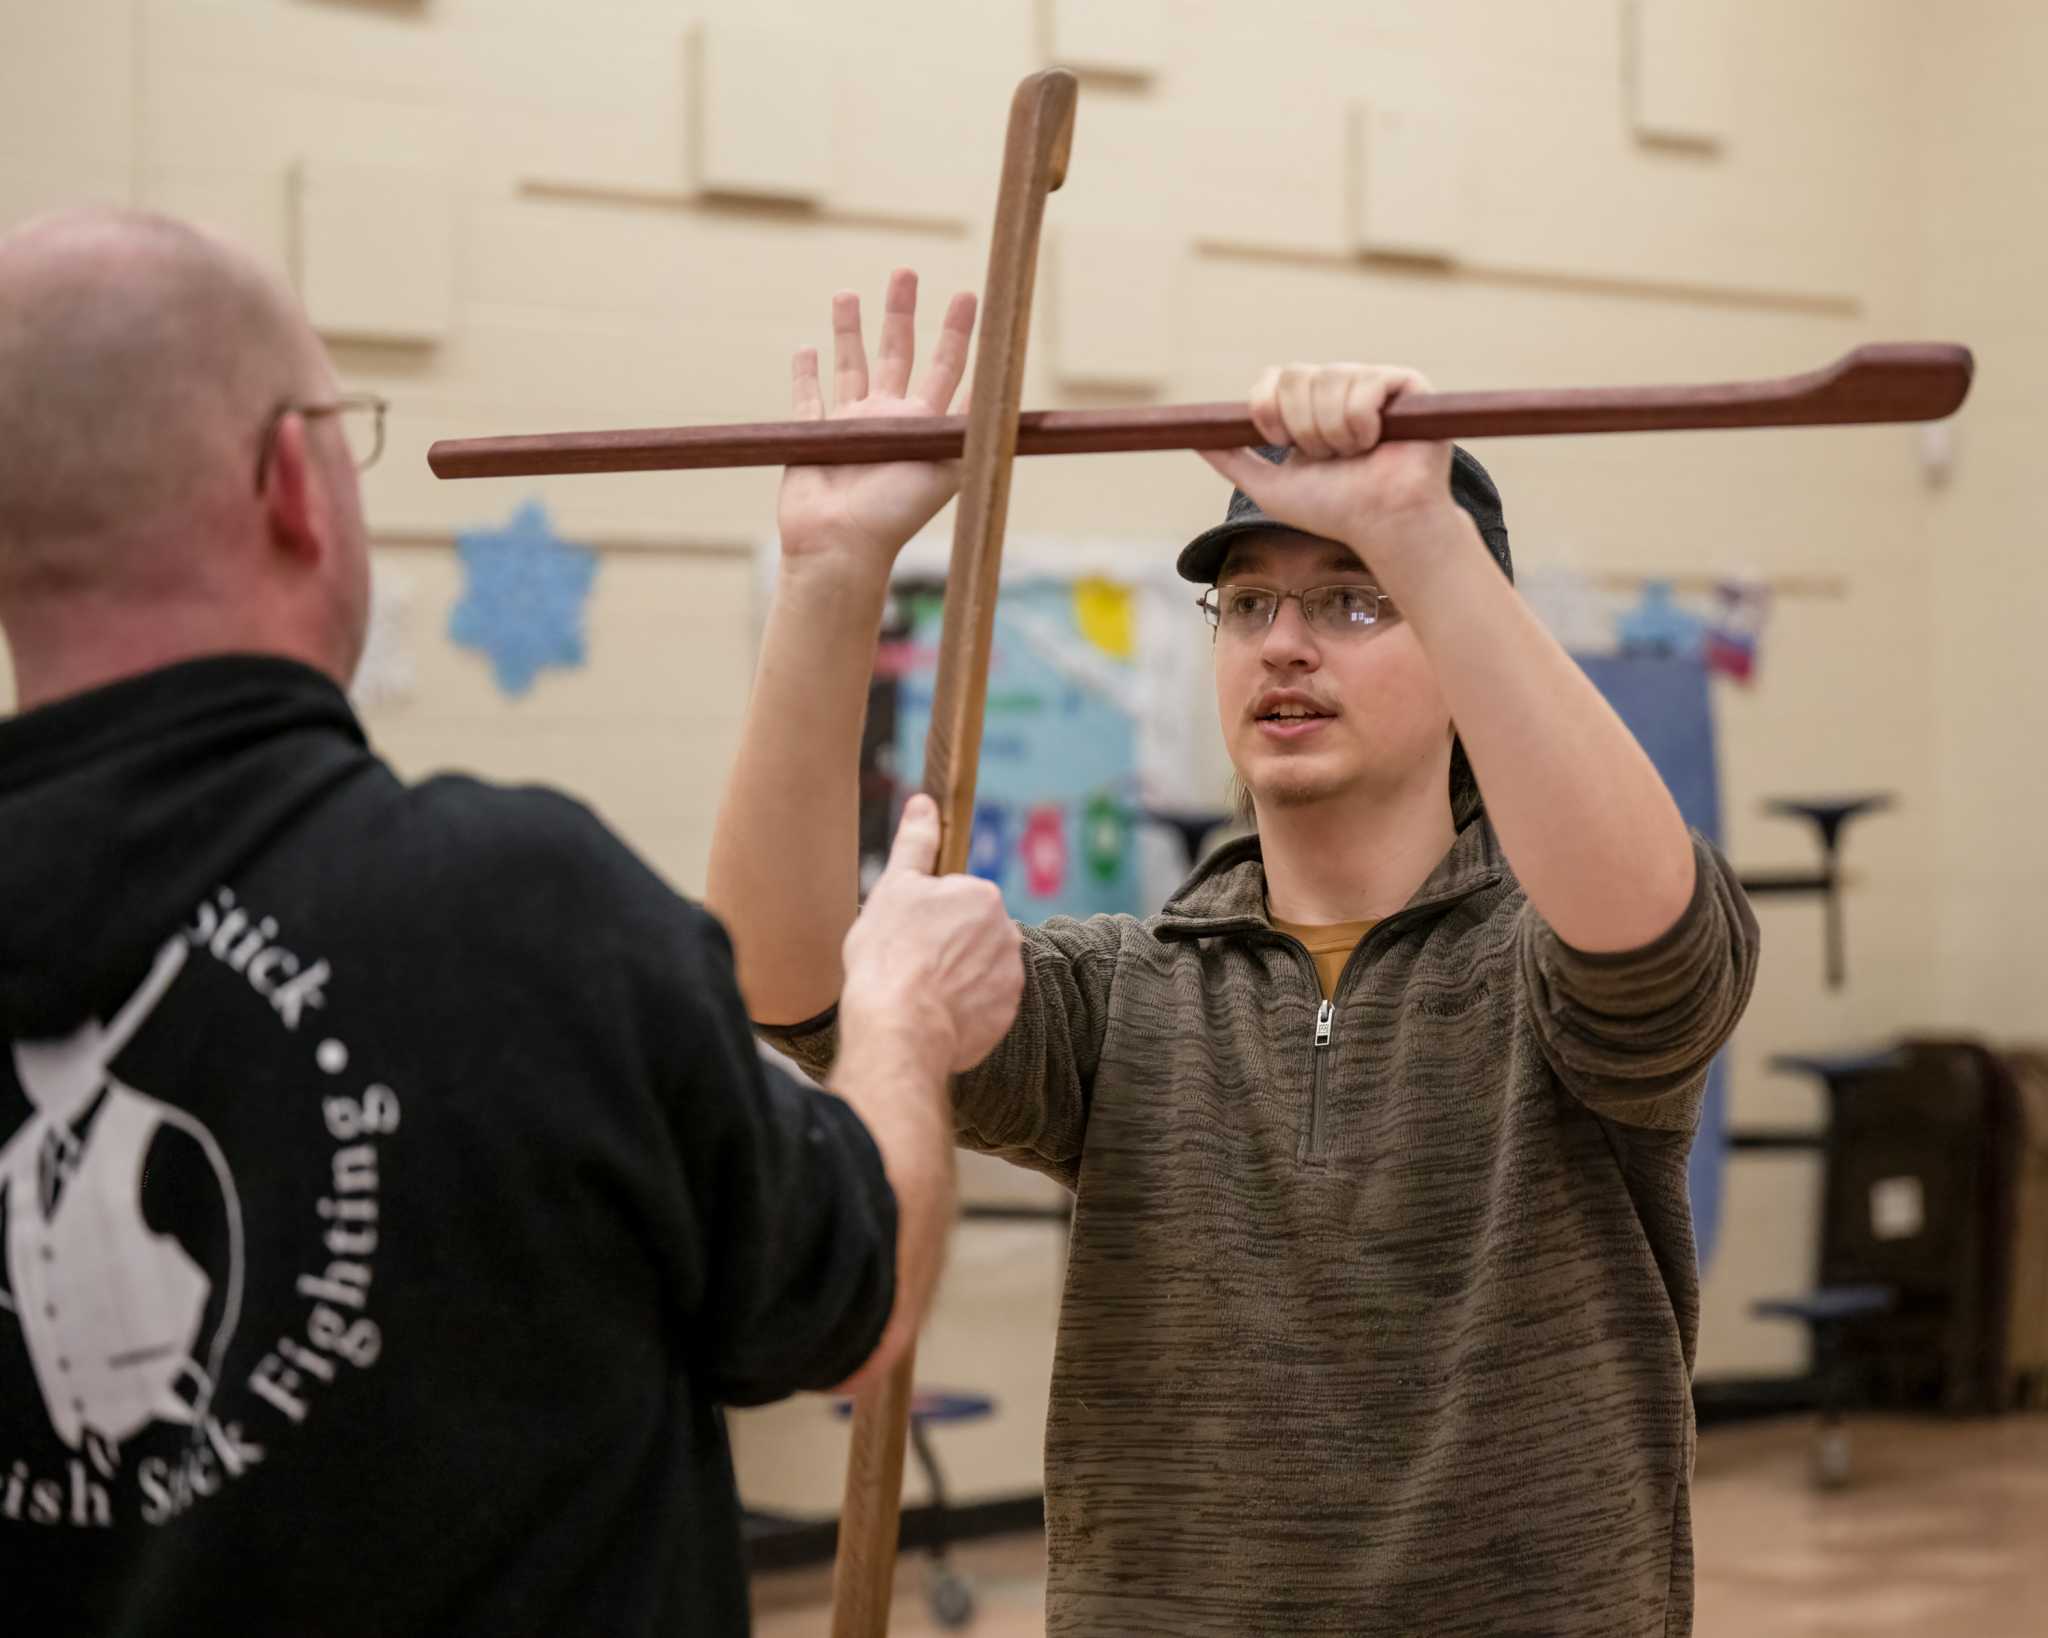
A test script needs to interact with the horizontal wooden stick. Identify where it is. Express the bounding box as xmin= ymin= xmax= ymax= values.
xmin=426 ymin=343 xmax=1972 ymax=480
